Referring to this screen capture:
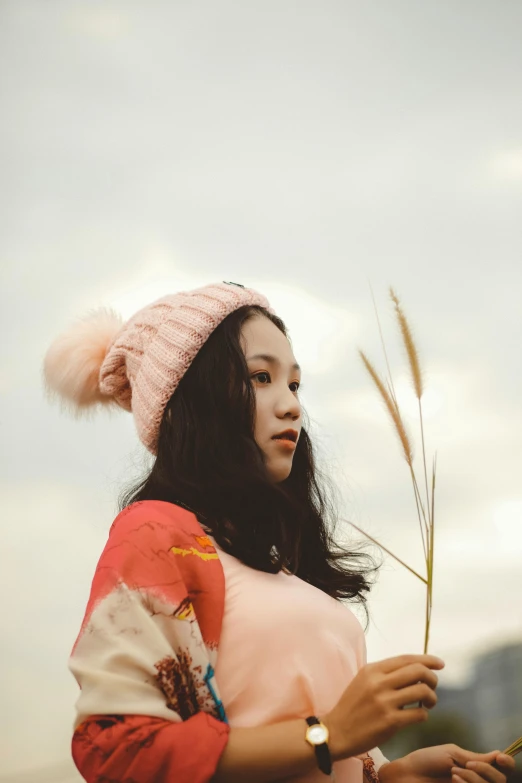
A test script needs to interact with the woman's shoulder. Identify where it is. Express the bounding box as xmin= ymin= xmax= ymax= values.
xmin=109 ymin=500 xmax=205 ymax=541
xmin=95 ymin=500 xmax=222 ymax=598
xmin=106 ymin=501 xmax=221 ymax=580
